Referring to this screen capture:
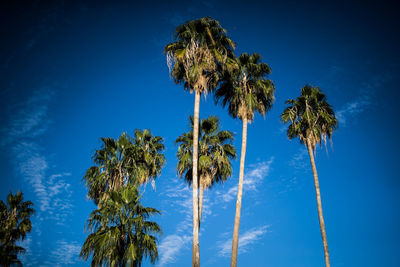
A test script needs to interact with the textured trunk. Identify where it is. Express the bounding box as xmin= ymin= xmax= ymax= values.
xmin=192 ymin=90 xmax=200 ymax=267
xmin=199 ymin=183 xmax=204 ymax=228
xmin=231 ymin=117 xmax=248 ymax=267
xmin=306 ymin=139 xmax=330 ymax=267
